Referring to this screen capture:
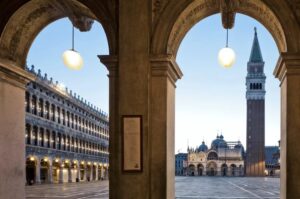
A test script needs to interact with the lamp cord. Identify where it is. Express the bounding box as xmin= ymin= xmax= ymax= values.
xmin=226 ymin=2 xmax=229 ymax=48
xmin=72 ymin=26 xmax=74 ymax=50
